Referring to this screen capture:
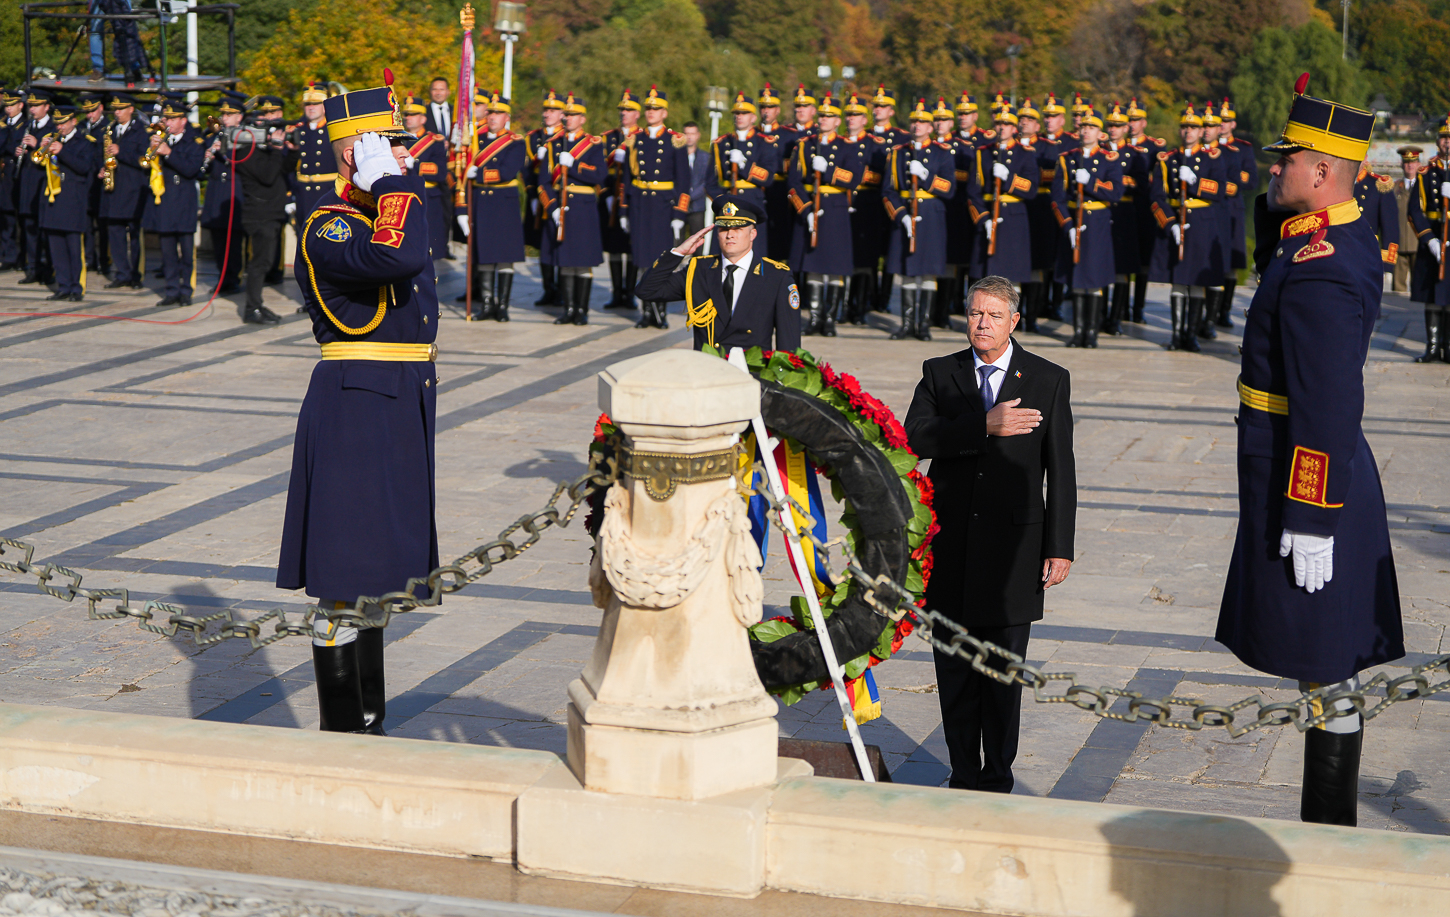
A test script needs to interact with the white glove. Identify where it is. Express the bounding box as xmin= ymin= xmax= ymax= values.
xmin=902 ymin=214 xmax=914 ymax=239
xmin=559 ymin=151 xmax=575 ymax=168
xmin=1280 ymin=530 xmax=1334 ymax=593
xmin=908 ymin=160 xmax=930 ymax=181
xmin=530 ymin=198 xmax=541 ymax=215
xmin=1430 ymin=238 xmax=1443 ymax=261
xmin=1441 ymin=181 xmax=1450 ymax=199
xmin=402 ymin=154 xmax=416 ymax=171
xmin=456 ymin=214 xmax=470 ymax=236
xmin=352 ymin=133 xmax=401 ymax=192
xmin=612 ymin=146 xmax=627 ymax=163
xmin=670 ymin=219 xmax=684 ymax=236
xmin=466 ymin=165 xmax=478 ymax=180
xmin=992 ymin=162 xmax=1010 ymax=181
xmin=550 ymin=205 xmax=568 ymax=223
xmin=284 ymin=202 xmax=296 ymax=217
xmin=603 ymin=195 xmax=613 ymax=211
xmin=536 ymin=145 xmax=548 ymax=161
xmin=728 ymin=149 xmax=747 ymax=168
xmin=619 ymin=216 xmax=629 ymax=233
xmin=806 ymin=210 xmax=817 ymax=233
xmin=1068 ymin=226 xmax=1079 ymax=247
xmin=1074 ymin=168 xmax=1091 ymax=185
xmin=1178 ymin=165 xmax=1197 ymax=185
xmin=812 ymin=154 xmax=829 ymax=174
